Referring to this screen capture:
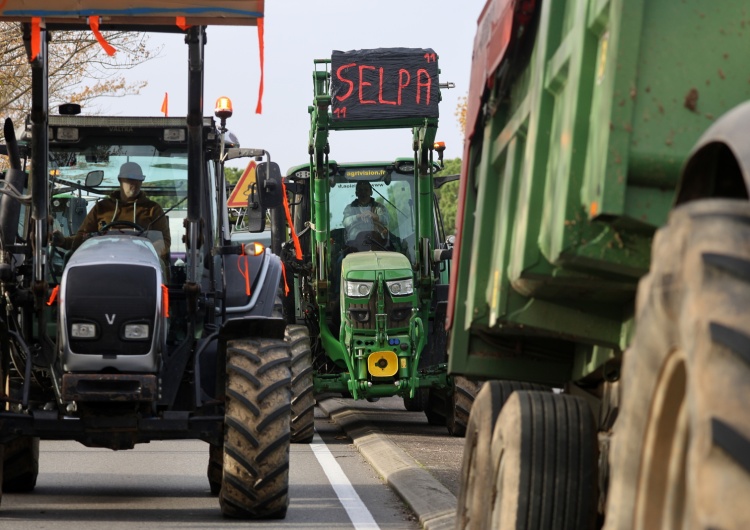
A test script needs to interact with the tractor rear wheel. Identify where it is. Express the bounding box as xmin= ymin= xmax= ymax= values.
xmin=446 ymin=376 xmax=480 ymax=437
xmin=287 ymin=325 xmax=314 ymax=444
xmin=424 ymin=388 xmax=447 ymax=426
xmin=456 ymin=381 xmax=551 ymax=530
xmin=605 ymin=200 xmax=750 ymax=530
xmin=489 ymin=391 xmax=597 ymax=529
xmin=207 ymin=443 xmax=222 ymax=495
xmin=2 ymin=436 xmax=39 ymax=493
xmin=403 ymin=388 xmax=428 ymax=412
xmin=219 ymin=337 xmax=291 ymax=519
